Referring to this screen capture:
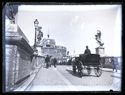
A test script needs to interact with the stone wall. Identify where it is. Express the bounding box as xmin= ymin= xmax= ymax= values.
xmin=37 ymin=56 xmax=45 ymax=67
xmin=16 ymin=46 xmax=32 ymax=83
xmin=31 ymin=55 xmax=45 ymax=69
xmin=5 ymin=24 xmax=33 ymax=91
xmin=5 ymin=45 xmax=18 ymax=91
